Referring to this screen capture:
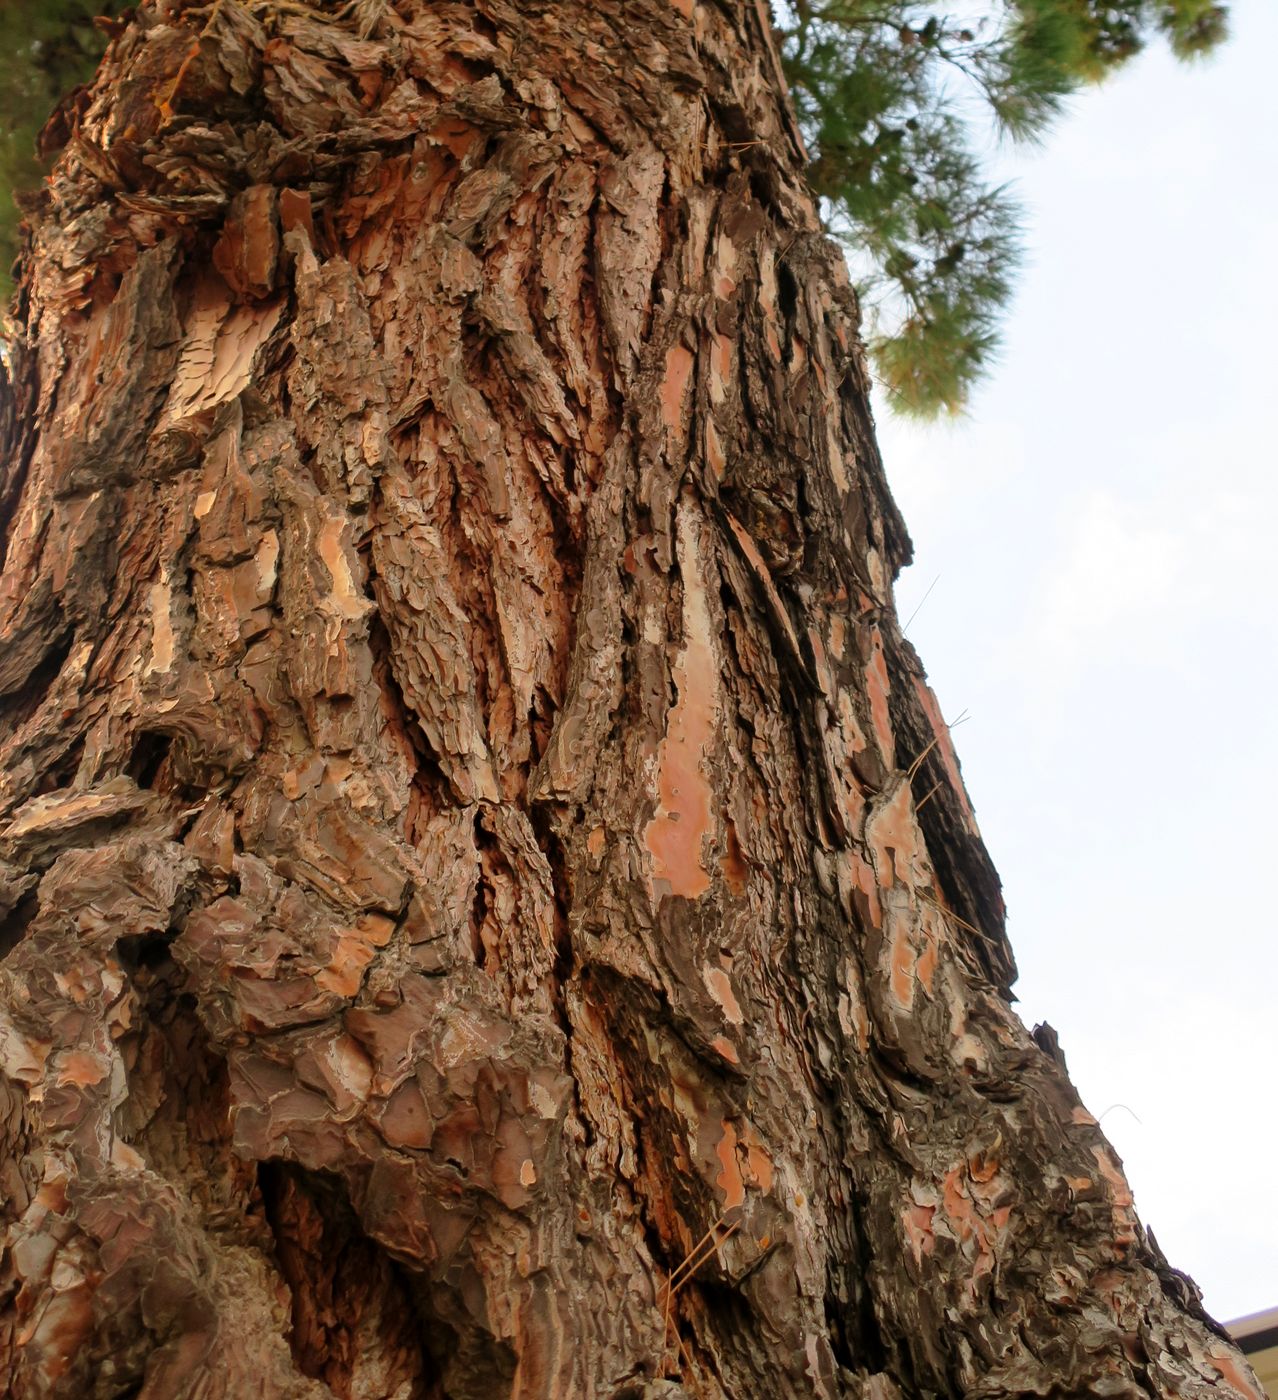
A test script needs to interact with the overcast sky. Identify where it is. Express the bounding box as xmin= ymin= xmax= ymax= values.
xmin=873 ymin=0 xmax=1278 ymax=1326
